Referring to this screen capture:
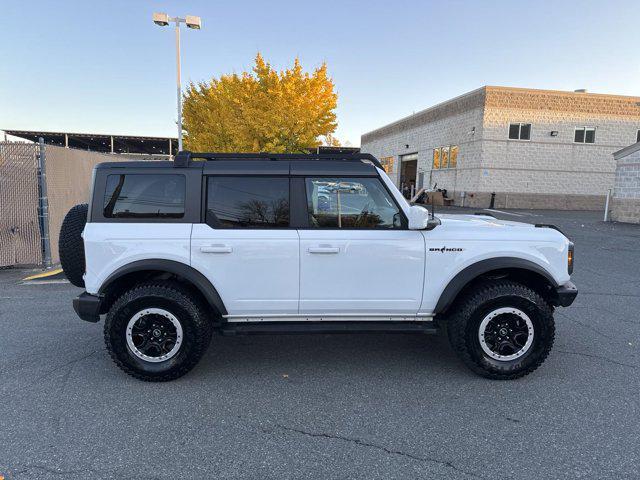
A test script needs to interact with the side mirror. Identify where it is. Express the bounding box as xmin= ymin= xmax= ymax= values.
xmin=408 ymin=205 xmax=439 ymax=230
